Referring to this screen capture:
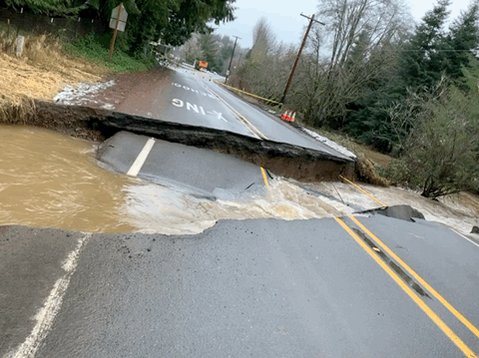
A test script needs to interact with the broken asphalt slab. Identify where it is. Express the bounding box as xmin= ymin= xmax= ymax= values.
xmin=98 ymin=131 xmax=268 ymax=198
xmin=16 ymin=101 xmax=355 ymax=182
xmin=355 ymin=205 xmax=426 ymax=222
